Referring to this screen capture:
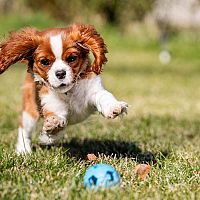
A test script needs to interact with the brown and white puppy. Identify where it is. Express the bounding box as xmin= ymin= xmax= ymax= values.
xmin=0 ymin=24 xmax=128 ymax=154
